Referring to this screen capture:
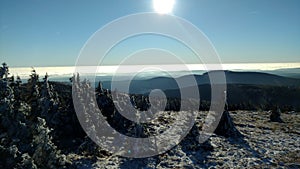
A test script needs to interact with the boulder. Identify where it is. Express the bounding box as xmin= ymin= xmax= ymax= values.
xmin=270 ymin=107 xmax=284 ymax=123
xmin=214 ymin=111 xmax=243 ymax=138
